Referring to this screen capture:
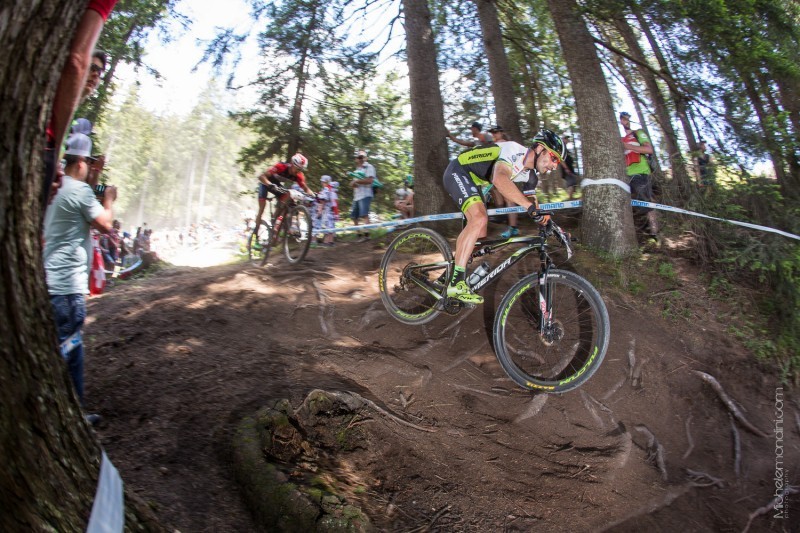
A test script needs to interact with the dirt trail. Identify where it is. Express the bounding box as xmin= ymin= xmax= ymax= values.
xmin=86 ymin=239 xmax=799 ymax=531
